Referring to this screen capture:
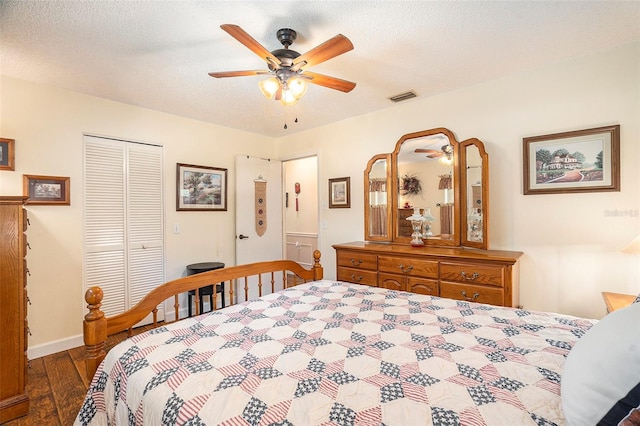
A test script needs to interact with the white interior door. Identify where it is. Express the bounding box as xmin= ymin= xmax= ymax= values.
xmin=235 ymin=155 xmax=283 ymax=300
xmin=234 ymin=155 xmax=284 ymax=302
